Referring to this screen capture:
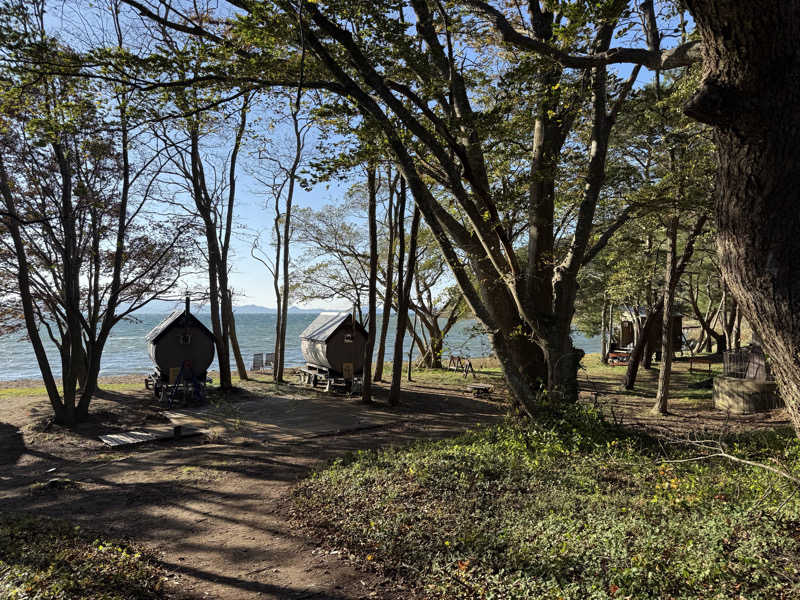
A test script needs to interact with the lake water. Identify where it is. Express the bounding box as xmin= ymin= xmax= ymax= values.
xmin=0 ymin=312 xmax=600 ymax=381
